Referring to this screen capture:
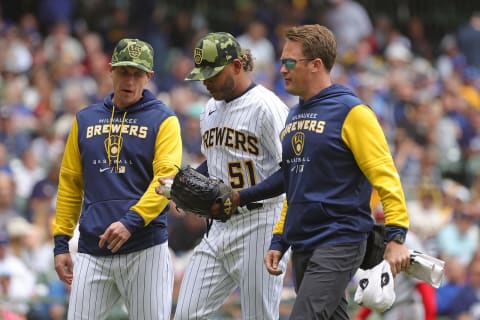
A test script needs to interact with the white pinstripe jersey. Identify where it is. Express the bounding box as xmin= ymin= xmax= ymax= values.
xmin=200 ymin=84 xmax=288 ymax=202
